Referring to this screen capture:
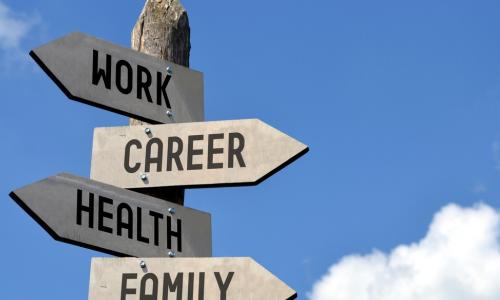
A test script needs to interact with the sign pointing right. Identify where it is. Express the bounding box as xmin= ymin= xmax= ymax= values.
xmin=91 ymin=119 xmax=308 ymax=189
xmin=89 ymin=257 xmax=297 ymax=300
